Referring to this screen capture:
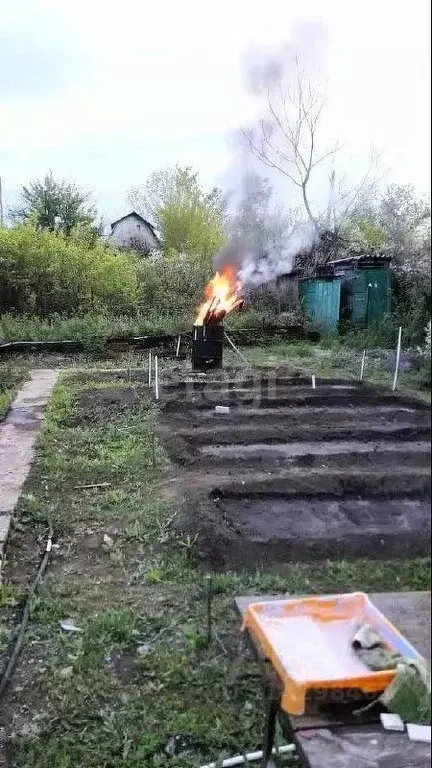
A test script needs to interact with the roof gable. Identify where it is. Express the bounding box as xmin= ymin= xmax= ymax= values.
xmin=111 ymin=211 xmax=157 ymax=234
